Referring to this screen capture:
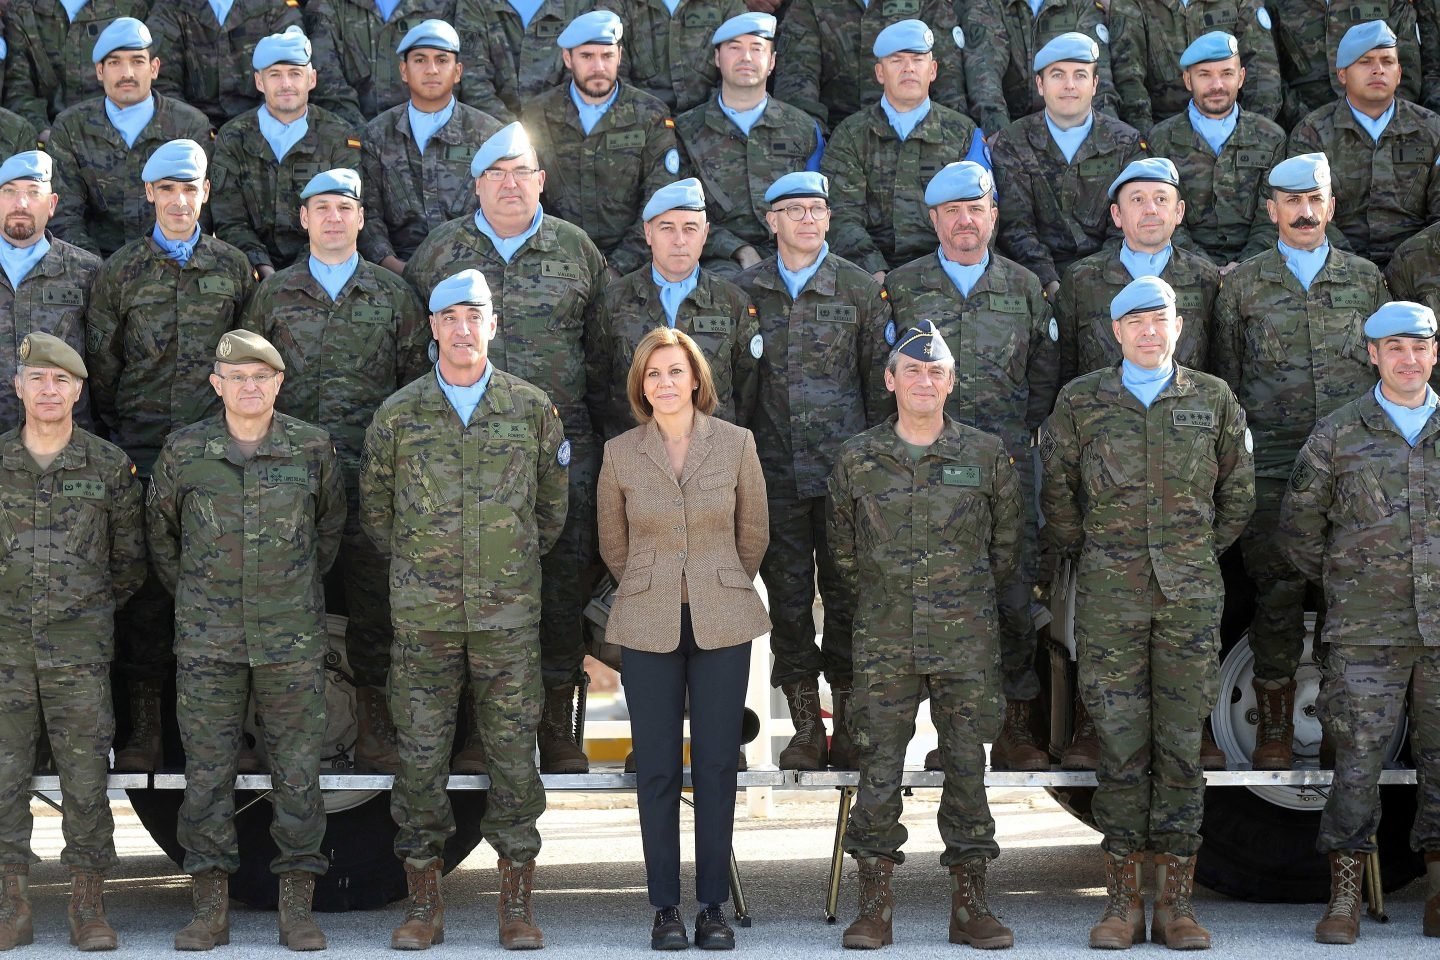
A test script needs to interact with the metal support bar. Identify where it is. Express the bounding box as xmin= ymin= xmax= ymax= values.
xmin=1365 ymin=836 xmax=1387 ymax=923
xmin=825 ymin=786 xmax=856 ymax=923
xmin=30 ymin=791 xmax=62 ymax=814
